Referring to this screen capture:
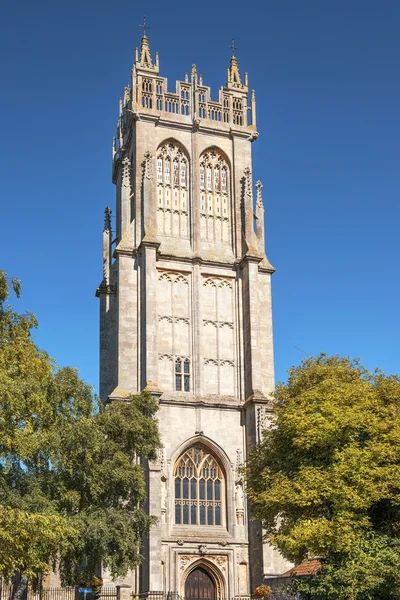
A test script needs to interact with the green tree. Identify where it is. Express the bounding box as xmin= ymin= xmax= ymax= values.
xmin=246 ymin=354 xmax=400 ymax=600
xmin=0 ymin=271 xmax=160 ymax=589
